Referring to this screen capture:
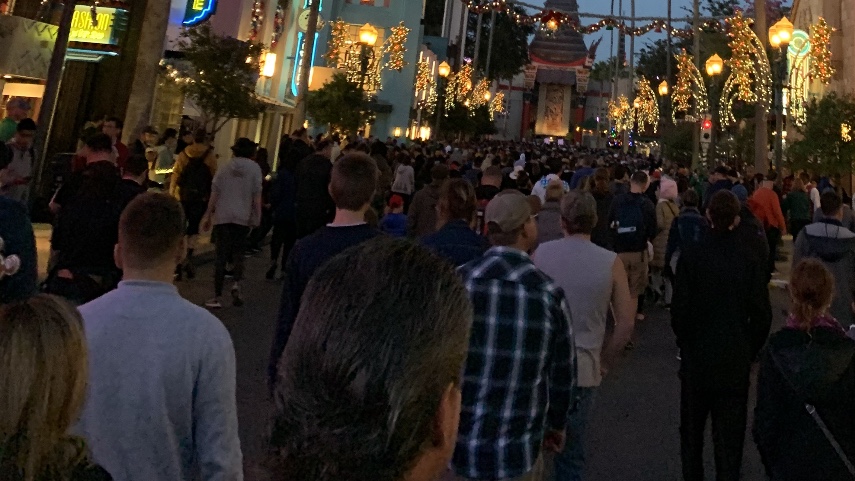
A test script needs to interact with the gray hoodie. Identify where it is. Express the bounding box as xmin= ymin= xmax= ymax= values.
xmin=212 ymin=157 xmax=262 ymax=226
xmin=793 ymin=219 xmax=855 ymax=324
